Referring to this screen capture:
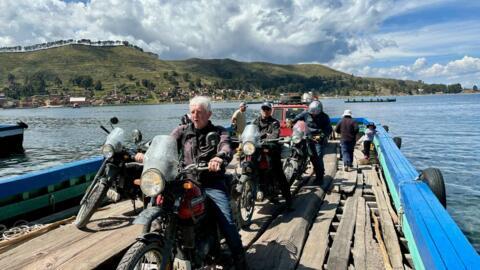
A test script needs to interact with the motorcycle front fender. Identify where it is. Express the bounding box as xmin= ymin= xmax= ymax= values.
xmin=135 ymin=231 xmax=165 ymax=245
xmin=133 ymin=206 xmax=164 ymax=226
